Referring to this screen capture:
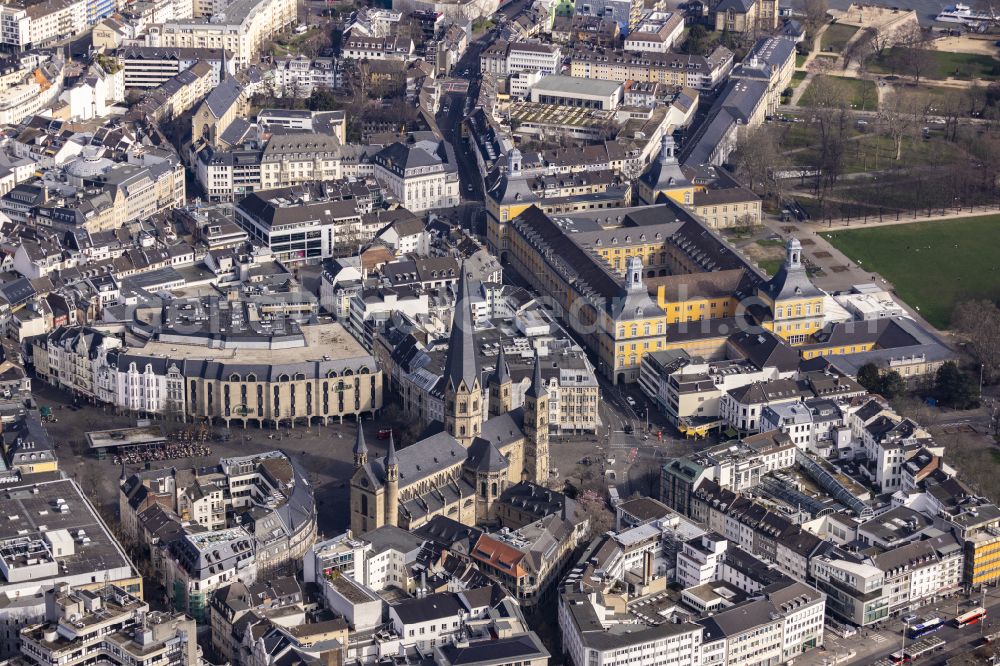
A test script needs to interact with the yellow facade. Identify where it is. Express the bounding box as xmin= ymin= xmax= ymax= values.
xmin=657 ymin=292 xmax=734 ymax=325
xmin=12 ymin=460 xmax=58 ymax=475
xmin=486 ymin=170 xmax=629 ymax=258
xmin=760 ymin=293 xmax=825 ymax=345
xmin=637 ymin=179 xmax=694 ymax=208
xmin=971 ymin=538 xmax=1000 ymax=586
xmin=800 ymin=342 xmax=877 ymax=360
xmin=612 ymin=316 xmax=669 ymax=379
